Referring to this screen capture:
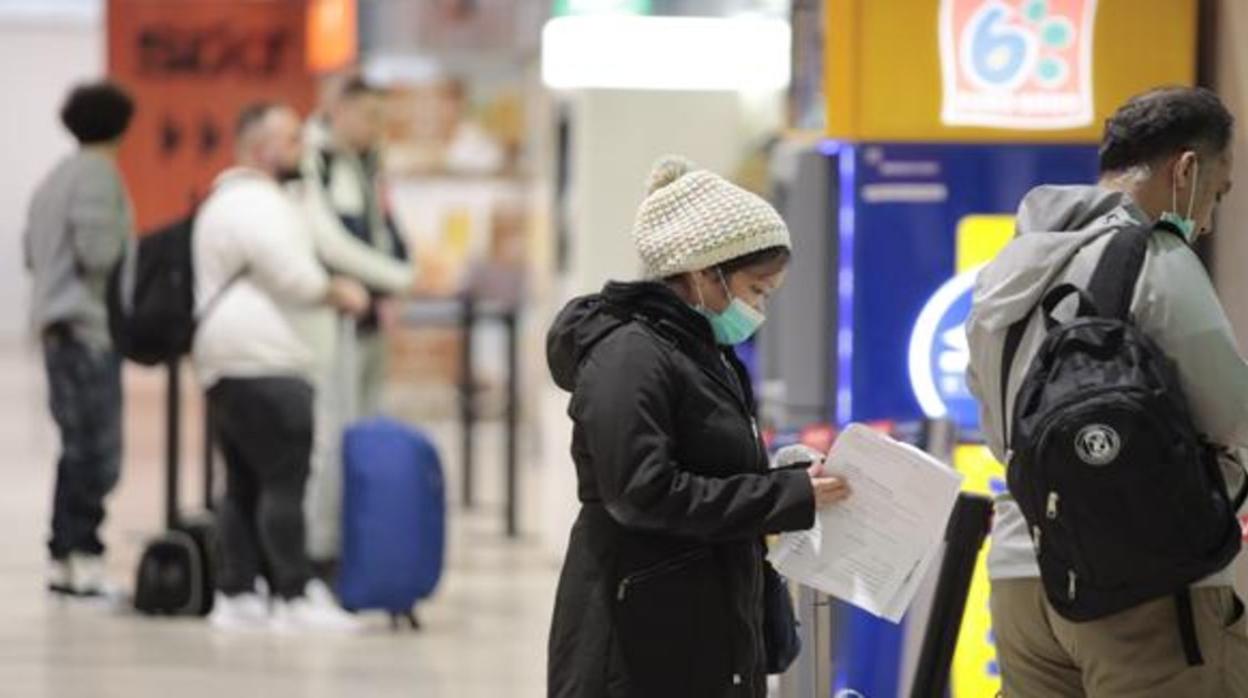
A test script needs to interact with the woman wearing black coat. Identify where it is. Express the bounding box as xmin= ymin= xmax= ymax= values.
xmin=546 ymin=157 xmax=850 ymax=698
